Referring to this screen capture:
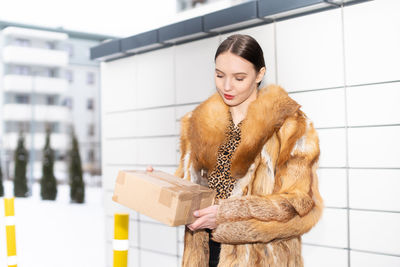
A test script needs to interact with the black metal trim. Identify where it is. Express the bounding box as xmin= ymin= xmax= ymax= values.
xmin=90 ymin=0 xmax=371 ymax=61
xmin=258 ymin=0 xmax=326 ymax=18
xmin=203 ymin=1 xmax=261 ymax=32
xmin=90 ymin=39 xmax=123 ymax=60
xmin=159 ymin=17 xmax=205 ymax=43
xmin=120 ymin=29 xmax=164 ymax=53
